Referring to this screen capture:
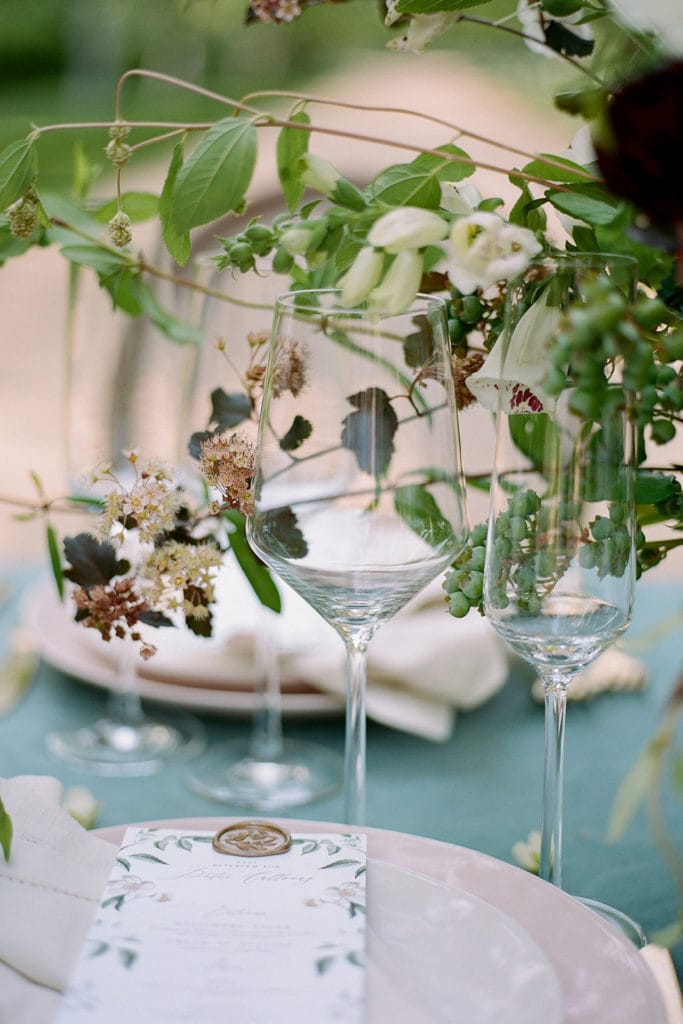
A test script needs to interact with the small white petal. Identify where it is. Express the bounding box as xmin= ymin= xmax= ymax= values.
xmin=368 ymin=206 xmax=448 ymax=253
